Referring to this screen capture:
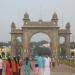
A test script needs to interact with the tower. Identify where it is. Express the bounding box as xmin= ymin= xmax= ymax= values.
xmin=23 ymin=12 xmax=30 ymax=25
xmin=51 ymin=12 xmax=58 ymax=25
